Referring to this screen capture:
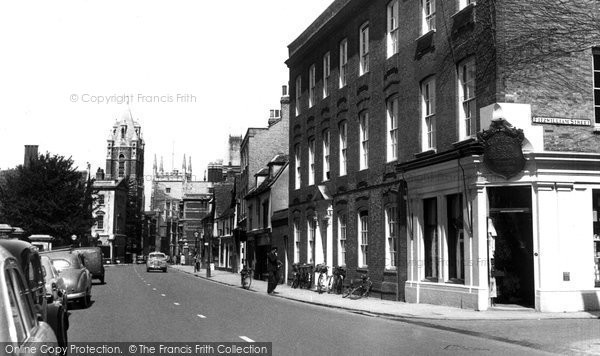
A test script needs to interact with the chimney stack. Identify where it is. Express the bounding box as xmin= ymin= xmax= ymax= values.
xmin=24 ymin=145 xmax=38 ymax=168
